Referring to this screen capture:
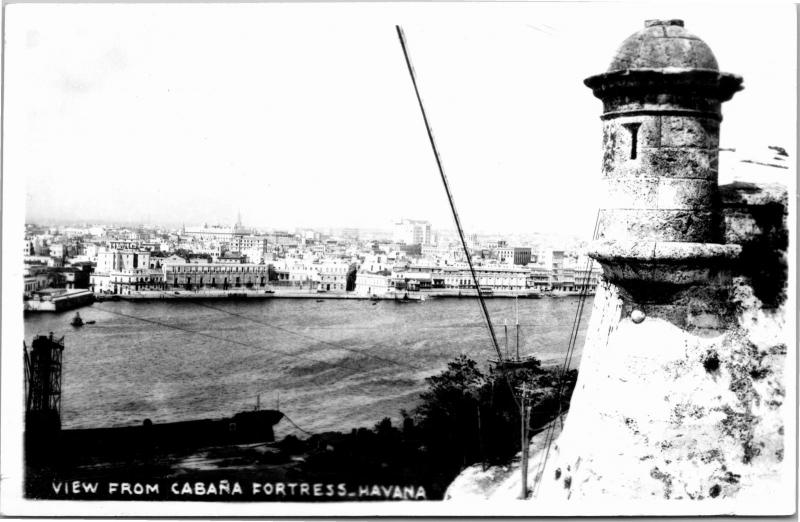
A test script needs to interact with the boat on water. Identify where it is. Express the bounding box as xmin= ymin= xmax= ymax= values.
xmin=70 ymin=312 xmax=83 ymax=327
xmin=490 ymin=296 xmax=541 ymax=369
xmin=54 ymin=409 xmax=286 ymax=460
xmin=24 ymin=333 xmax=286 ymax=466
